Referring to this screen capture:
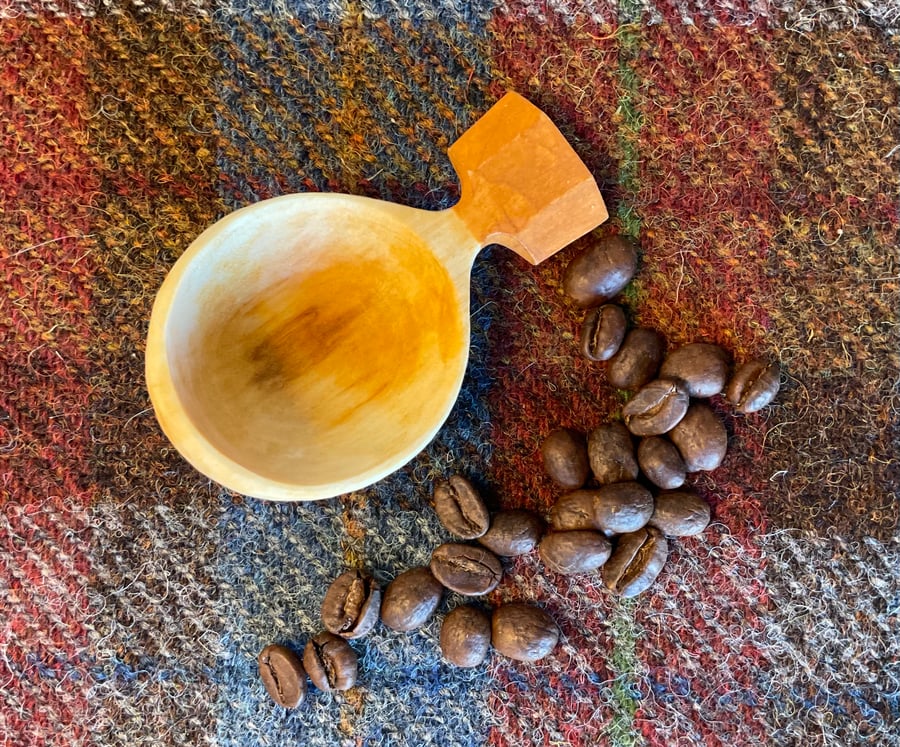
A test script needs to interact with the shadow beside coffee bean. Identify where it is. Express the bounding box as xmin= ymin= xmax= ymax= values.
xmin=258 ymin=234 xmax=781 ymax=708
